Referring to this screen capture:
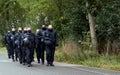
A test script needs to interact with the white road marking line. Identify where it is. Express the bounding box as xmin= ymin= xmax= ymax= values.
xmin=0 ymin=60 xmax=11 ymax=62
xmin=55 ymin=62 xmax=120 ymax=75
xmin=71 ymin=67 xmax=110 ymax=75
